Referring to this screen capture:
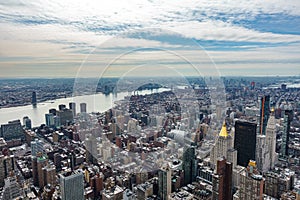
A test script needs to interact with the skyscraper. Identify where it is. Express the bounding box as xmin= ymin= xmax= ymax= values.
xmin=60 ymin=171 xmax=84 ymax=200
xmin=23 ymin=116 xmax=32 ymax=129
xmin=69 ymin=102 xmax=76 ymax=117
xmin=37 ymin=155 xmax=48 ymax=188
xmin=212 ymin=157 xmax=233 ymax=200
xmin=258 ymin=95 xmax=270 ymax=135
xmin=32 ymin=91 xmax=37 ymax=106
xmin=280 ymin=110 xmax=293 ymax=158
xmin=211 ymin=123 xmax=236 ymax=168
xmin=256 ymin=134 xmax=270 ymax=172
xmin=85 ymin=133 xmax=97 ymax=164
xmin=45 ymin=113 xmax=55 ymax=127
xmin=266 ymin=110 xmax=277 ymax=169
xmin=80 ymin=103 xmax=87 ymax=113
xmin=182 ymin=146 xmax=197 ymax=185
xmin=57 ymin=108 xmax=73 ymax=125
xmin=43 ymin=164 xmax=56 ymax=187
xmin=234 ymin=120 xmax=257 ymax=167
xmin=31 ymin=139 xmax=44 ymax=157
xmin=158 ymin=164 xmax=171 ymax=200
